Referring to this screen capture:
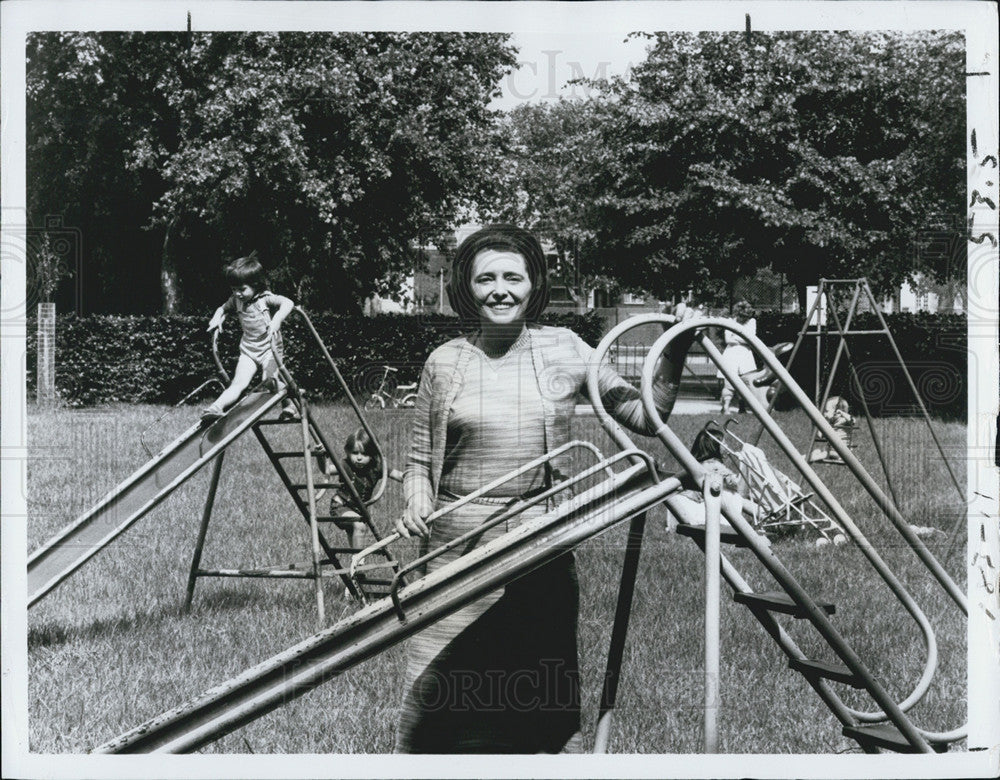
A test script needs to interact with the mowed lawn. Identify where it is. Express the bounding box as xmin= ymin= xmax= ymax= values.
xmin=24 ymin=402 xmax=968 ymax=754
